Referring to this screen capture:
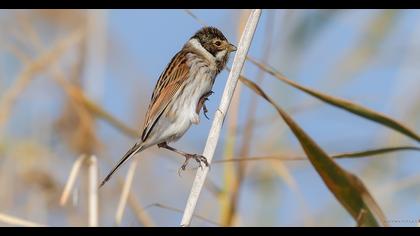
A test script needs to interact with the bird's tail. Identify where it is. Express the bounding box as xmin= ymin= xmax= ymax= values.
xmin=99 ymin=142 xmax=144 ymax=188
